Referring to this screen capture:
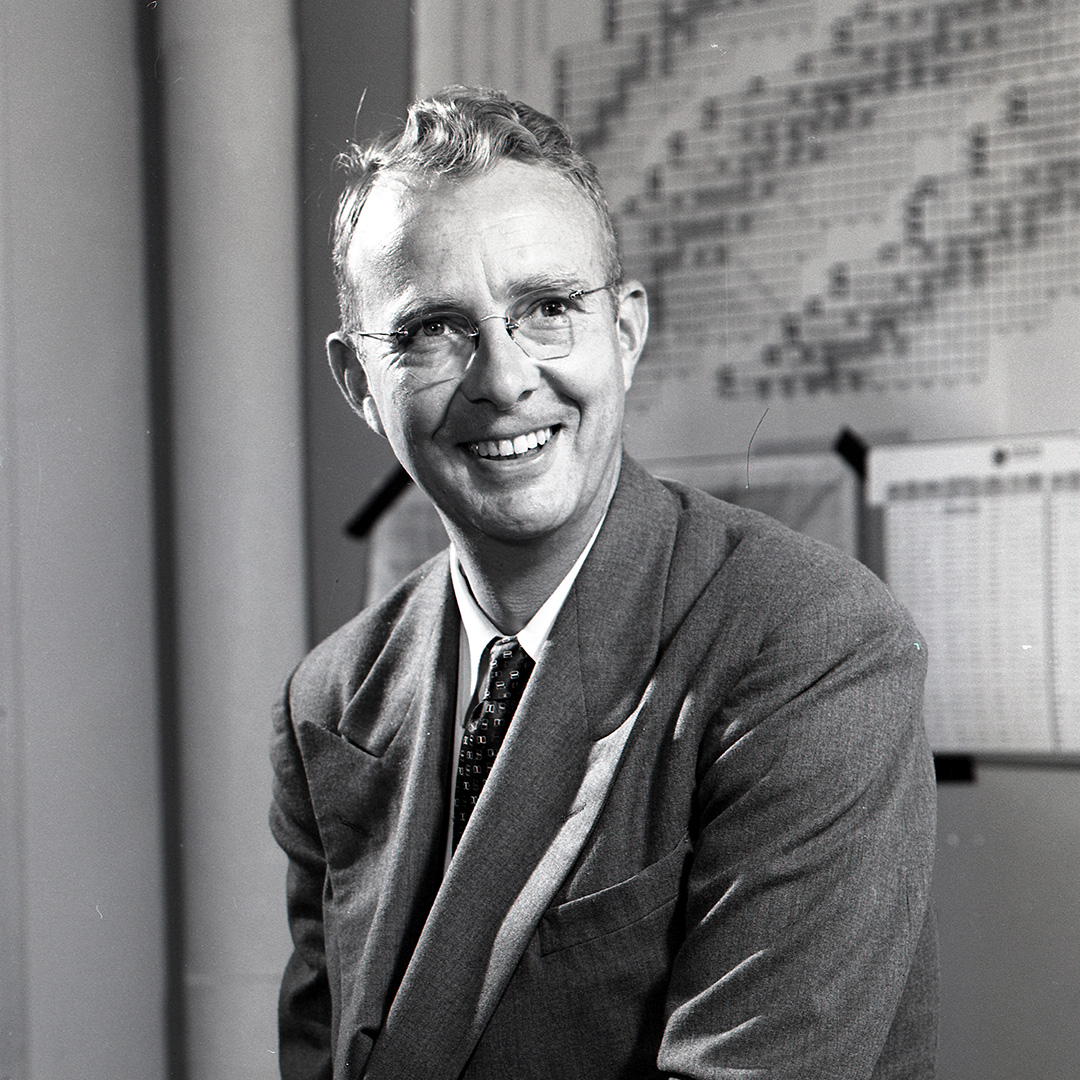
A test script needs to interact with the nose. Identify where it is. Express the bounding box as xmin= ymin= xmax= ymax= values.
xmin=458 ymin=315 xmax=540 ymax=410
